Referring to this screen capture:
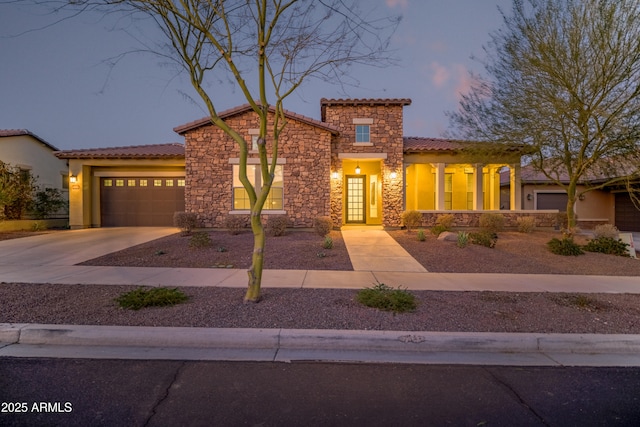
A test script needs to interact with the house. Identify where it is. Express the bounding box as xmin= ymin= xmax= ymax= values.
xmin=58 ymin=98 xmax=540 ymax=229
xmin=0 ymin=129 xmax=69 ymax=196
xmin=501 ymin=165 xmax=640 ymax=231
